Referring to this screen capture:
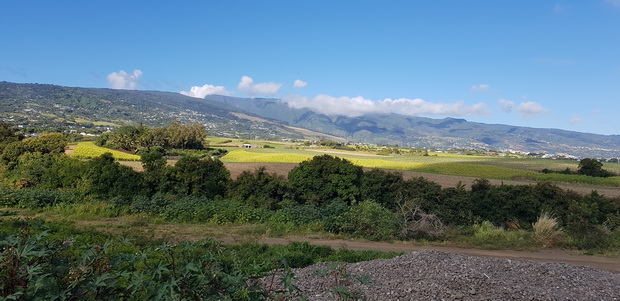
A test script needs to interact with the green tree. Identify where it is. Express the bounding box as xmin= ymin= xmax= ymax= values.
xmin=0 ymin=122 xmax=24 ymax=147
xmin=165 ymin=121 xmax=207 ymax=149
xmin=228 ymin=166 xmax=288 ymax=209
xmin=167 ymin=156 xmax=230 ymax=198
xmin=360 ymin=169 xmax=405 ymax=210
xmin=85 ymin=153 xmax=145 ymax=197
xmin=0 ymin=133 xmax=67 ymax=170
xmin=288 ymin=155 xmax=363 ymax=206
xmin=578 ymin=158 xmax=611 ymax=177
